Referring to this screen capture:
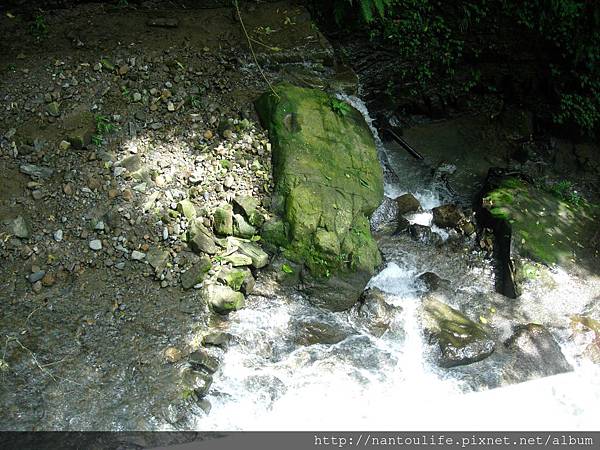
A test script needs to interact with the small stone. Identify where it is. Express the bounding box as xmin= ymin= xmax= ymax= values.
xmin=118 ymin=64 xmax=129 ymax=75
xmin=108 ymin=189 xmax=119 ymax=199
xmin=162 ymin=227 xmax=169 ymax=241
xmin=63 ymin=183 xmax=74 ymax=195
xmin=223 ymin=175 xmax=234 ymax=189
xmin=94 ymin=221 xmax=105 ymax=231
xmin=131 ymin=250 xmax=146 ymax=261
xmin=203 ymin=129 xmax=213 ymax=140
xmin=89 ymin=239 xmax=102 ymax=251
xmin=20 ymin=164 xmax=54 ymax=179
xmin=132 ymin=92 xmax=142 ymax=102
xmin=12 ymin=216 xmax=30 ymax=239
xmin=31 ymin=190 xmax=43 ymax=200
xmin=46 ymin=102 xmax=60 ymax=117
xmin=53 ymin=230 xmax=63 ymax=242
xmin=32 ymin=281 xmax=42 ymax=293
xmin=164 ymin=347 xmax=182 ymax=363
xmin=29 ymin=271 xmax=45 ymax=283
xmin=122 ymin=189 xmax=133 ymax=201
xmin=59 ymin=140 xmax=71 ymax=151
xmin=41 ymin=273 xmax=55 ymax=287
xmin=177 ymin=199 xmax=197 ymax=221
xmin=93 ymin=62 xmax=102 ymax=71
xmin=167 ymin=101 xmax=175 ymax=112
